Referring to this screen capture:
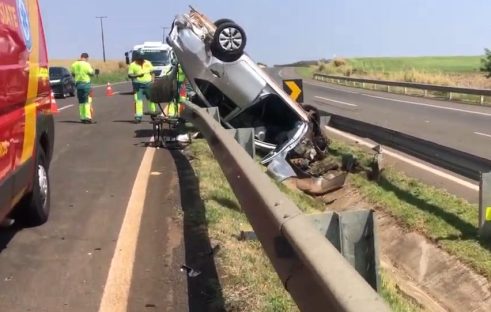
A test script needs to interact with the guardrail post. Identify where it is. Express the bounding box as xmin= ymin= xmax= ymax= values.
xmin=205 ymin=107 xmax=220 ymax=123
xmin=387 ymin=85 xmax=390 ymax=93
xmin=481 ymin=95 xmax=485 ymax=105
xmin=308 ymin=210 xmax=380 ymax=291
xmin=449 ymin=92 xmax=453 ymax=101
xmin=362 ymin=82 xmax=365 ymax=88
xmin=226 ymin=128 xmax=255 ymax=159
xmin=479 ymin=172 xmax=491 ymax=239
xmin=404 ymin=87 xmax=407 ymax=95
xmin=424 ymin=90 xmax=428 ymax=97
